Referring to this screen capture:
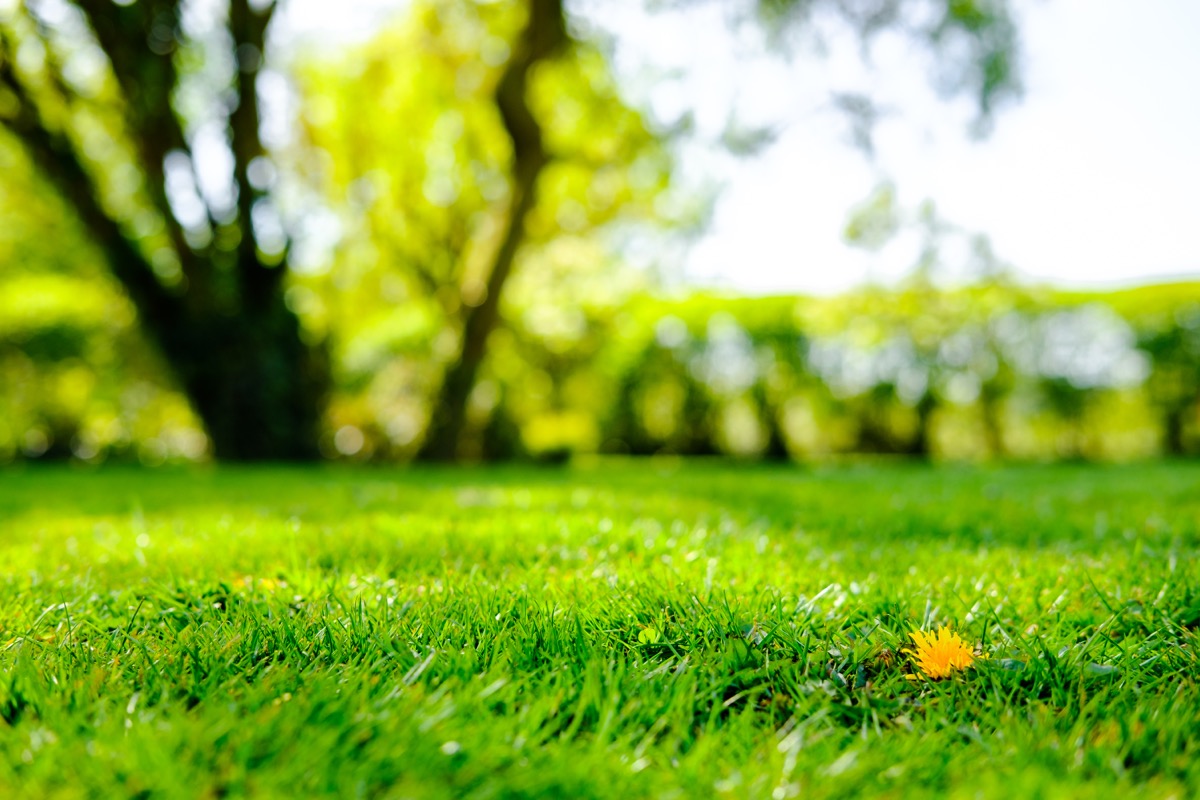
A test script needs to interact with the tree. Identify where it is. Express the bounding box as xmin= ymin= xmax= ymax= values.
xmin=1 ymin=0 xmax=325 ymax=459
xmin=305 ymin=0 xmax=1021 ymax=462
xmin=417 ymin=0 xmax=566 ymax=460
xmin=295 ymin=0 xmax=680 ymax=461
xmin=1136 ymin=305 xmax=1200 ymax=456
